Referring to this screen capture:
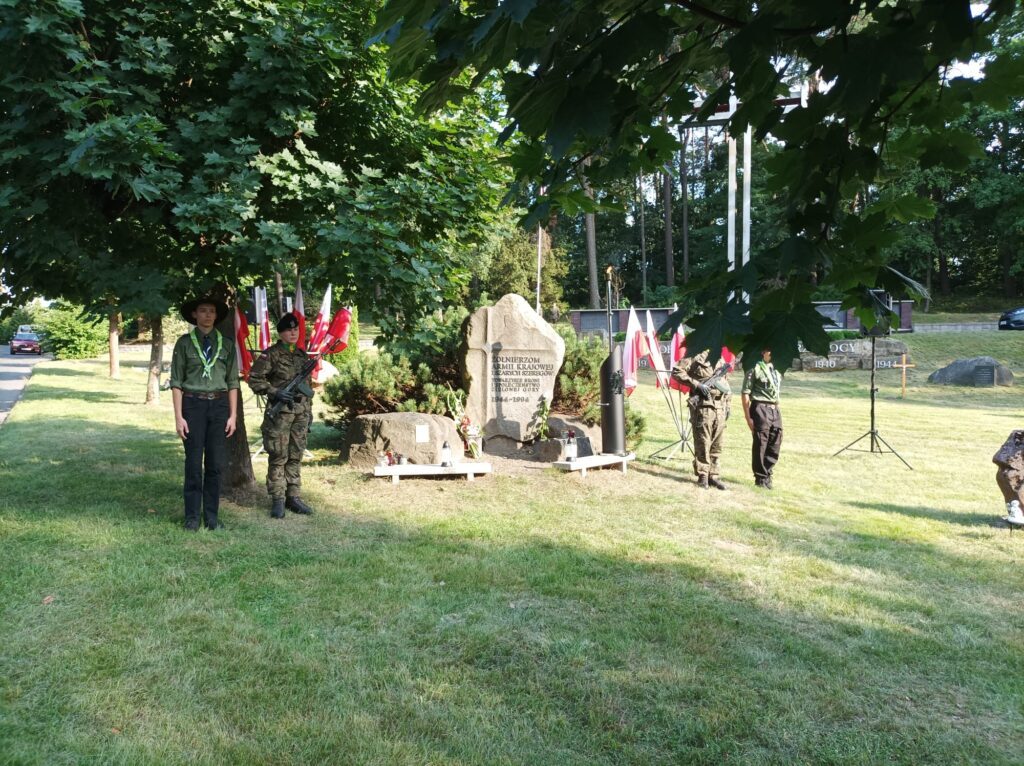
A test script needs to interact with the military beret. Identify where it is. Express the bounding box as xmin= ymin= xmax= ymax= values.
xmin=277 ymin=314 xmax=300 ymax=332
